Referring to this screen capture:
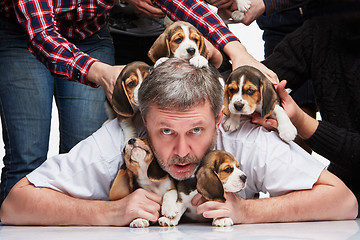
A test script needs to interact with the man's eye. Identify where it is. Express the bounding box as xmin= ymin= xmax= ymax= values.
xmin=192 ymin=127 xmax=201 ymax=134
xmin=161 ymin=128 xmax=173 ymax=135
